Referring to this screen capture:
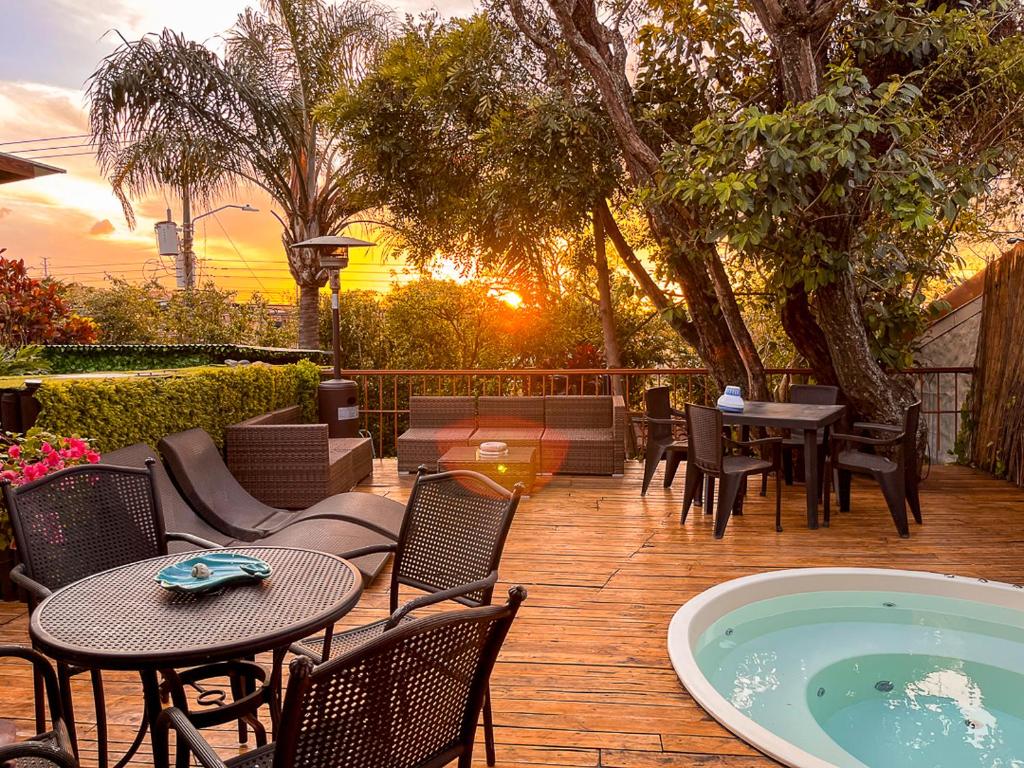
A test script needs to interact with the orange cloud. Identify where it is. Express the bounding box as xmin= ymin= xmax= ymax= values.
xmin=89 ymin=219 xmax=115 ymax=236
